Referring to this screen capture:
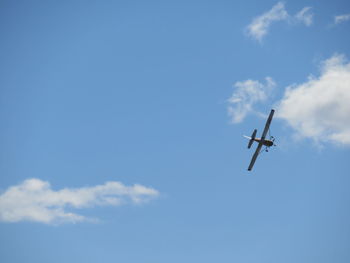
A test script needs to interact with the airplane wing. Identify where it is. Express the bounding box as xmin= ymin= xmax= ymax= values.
xmin=260 ymin=109 xmax=275 ymax=140
xmin=247 ymin=142 xmax=263 ymax=171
